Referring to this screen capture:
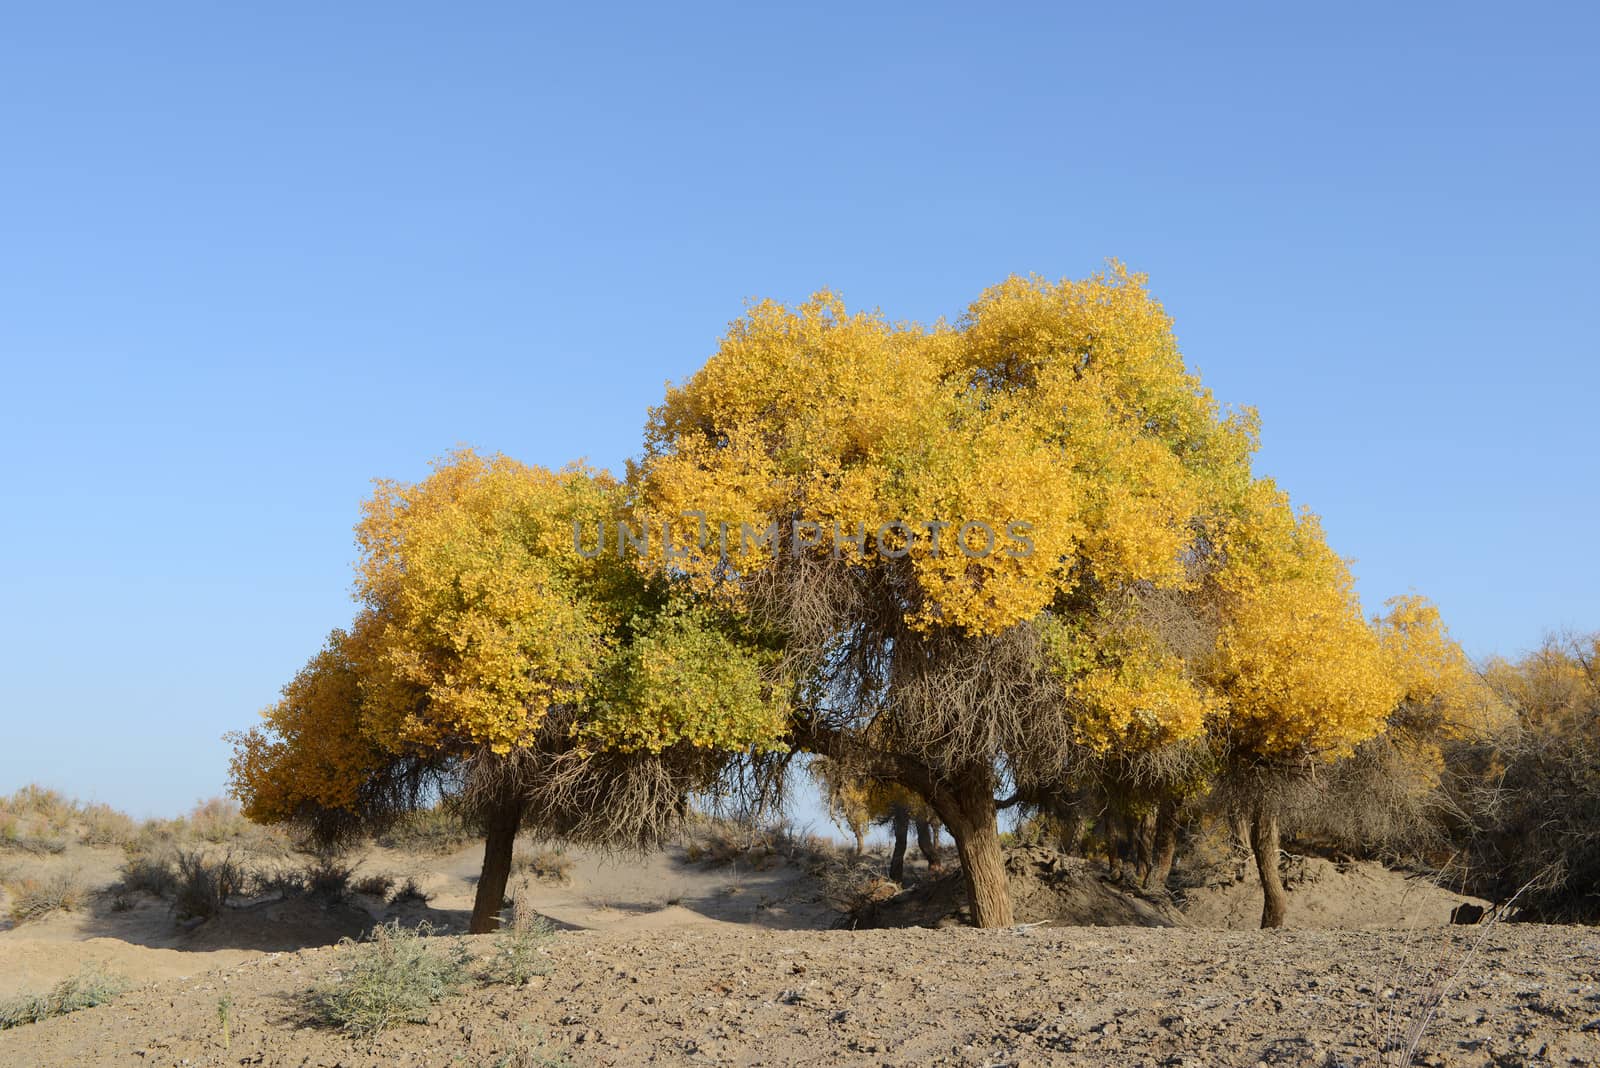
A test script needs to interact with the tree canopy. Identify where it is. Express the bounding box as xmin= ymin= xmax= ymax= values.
xmin=229 ymin=450 xmax=786 ymax=931
xmin=231 ymin=266 xmax=1489 ymax=932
